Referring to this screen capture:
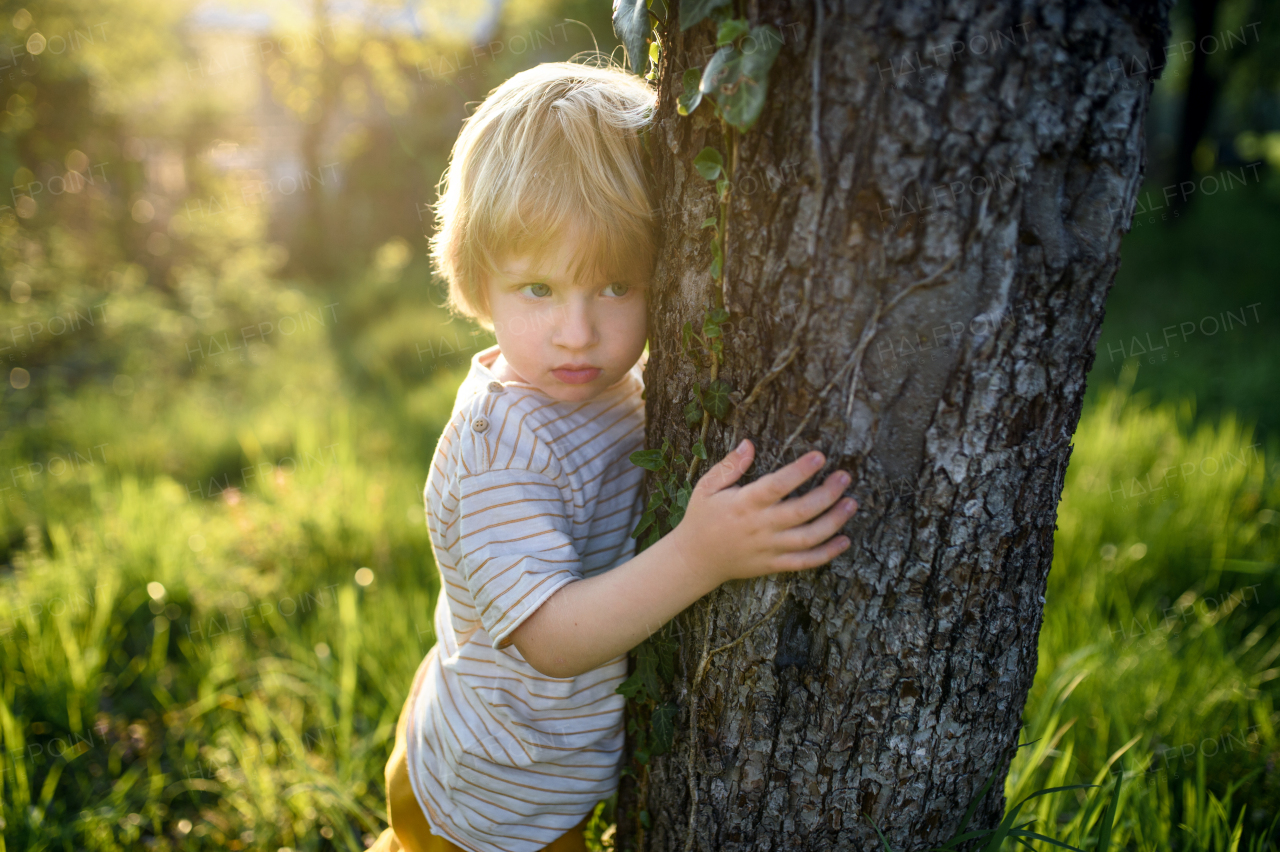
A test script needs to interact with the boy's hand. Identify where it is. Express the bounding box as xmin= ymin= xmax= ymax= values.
xmin=672 ymin=439 xmax=857 ymax=585
xmin=510 ymin=439 xmax=856 ymax=679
